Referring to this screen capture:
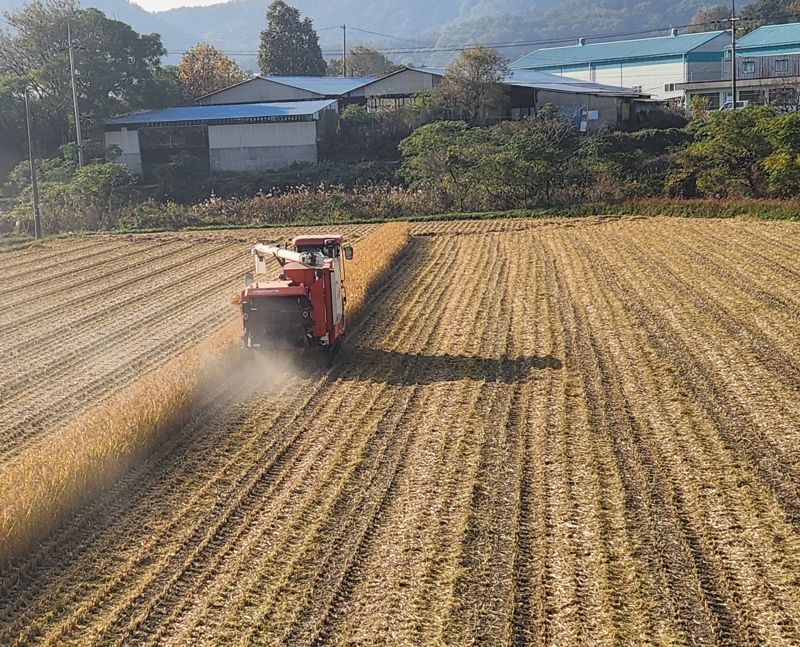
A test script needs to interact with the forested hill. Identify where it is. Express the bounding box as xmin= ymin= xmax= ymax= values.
xmin=0 ymin=0 xmax=755 ymax=69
